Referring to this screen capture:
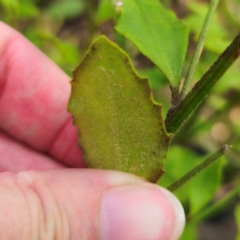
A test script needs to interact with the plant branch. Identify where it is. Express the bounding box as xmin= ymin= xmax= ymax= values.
xmin=167 ymin=136 xmax=240 ymax=192
xmin=180 ymin=0 xmax=219 ymax=99
xmin=165 ymin=32 xmax=240 ymax=134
